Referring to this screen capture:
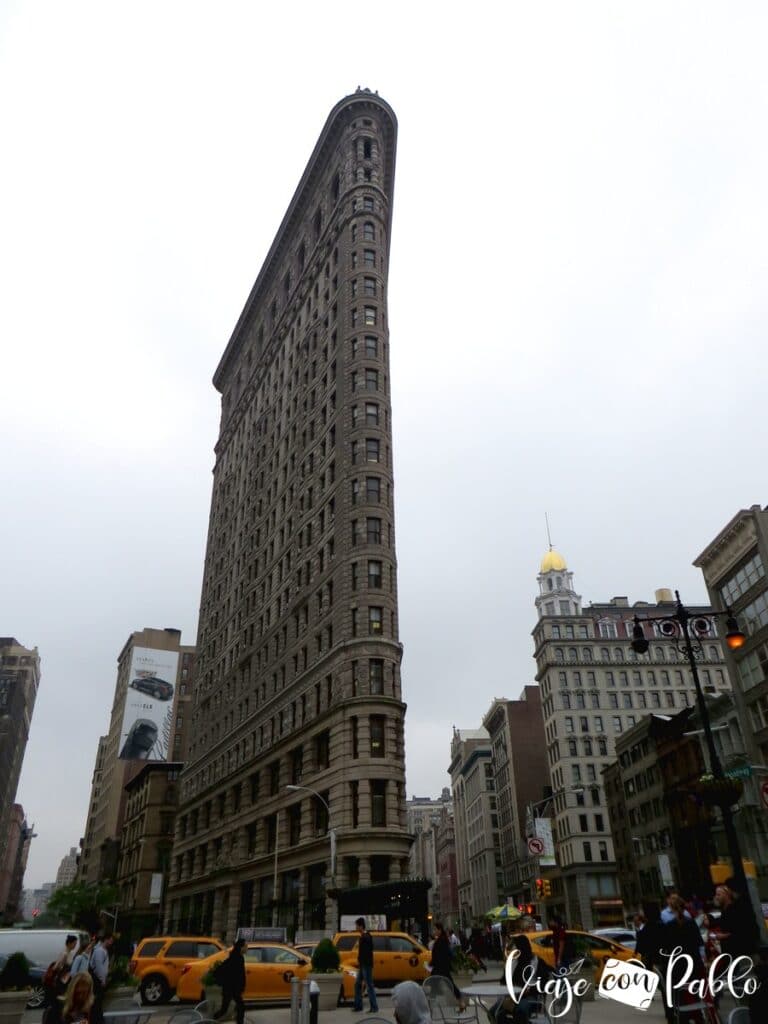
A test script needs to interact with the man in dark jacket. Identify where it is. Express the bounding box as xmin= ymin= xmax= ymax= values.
xmin=214 ymin=939 xmax=246 ymax=1024
xmin=714 ymin=883 xmax=759 ymax=959
xmin=353 ymin=918 xmax=378 ymax=1014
